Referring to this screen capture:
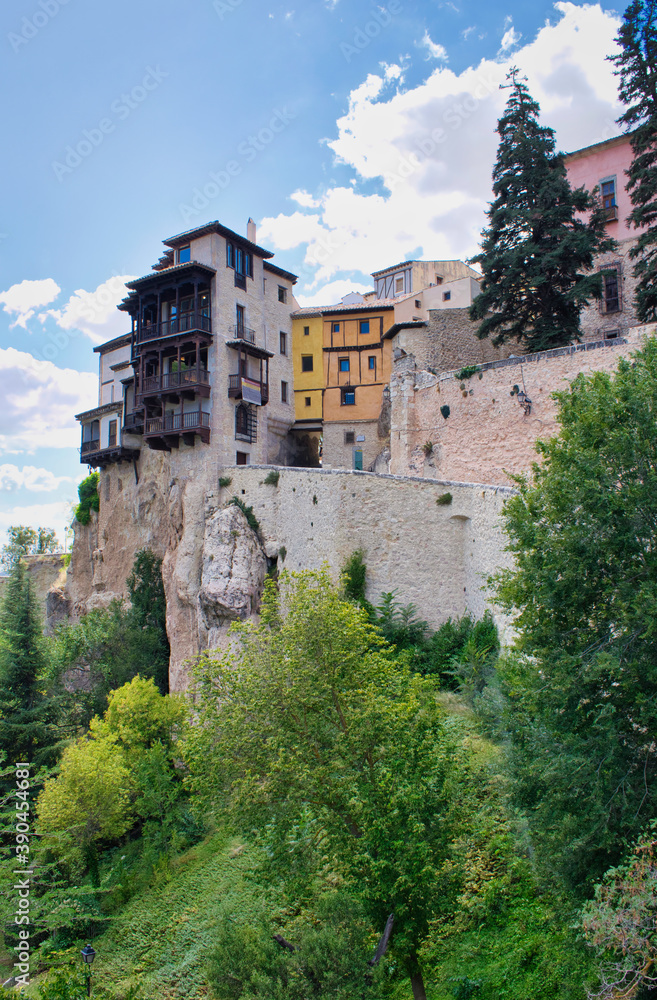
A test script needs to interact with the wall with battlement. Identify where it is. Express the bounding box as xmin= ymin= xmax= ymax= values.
xmin=389 ymin=325 xmax=654 ymax=485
